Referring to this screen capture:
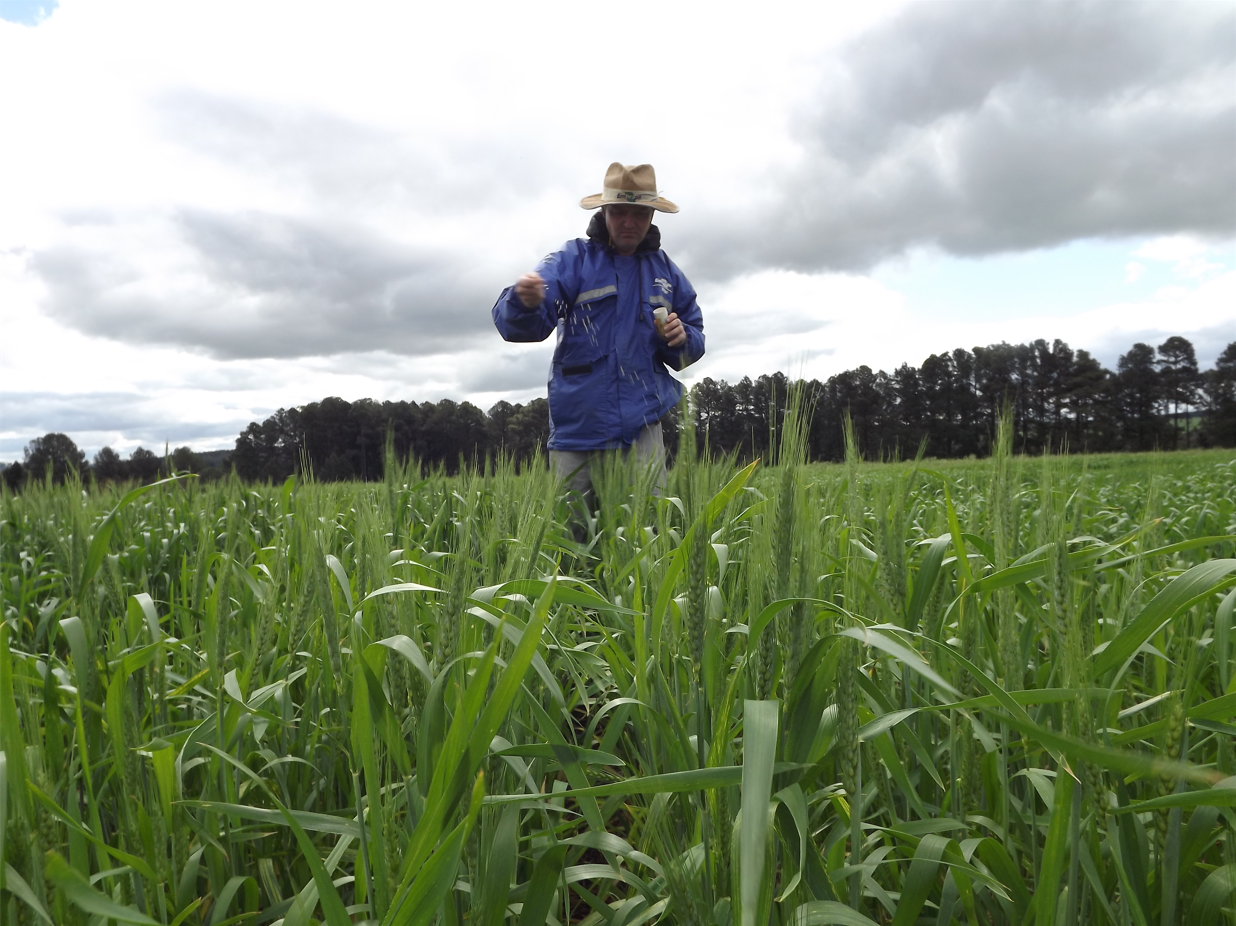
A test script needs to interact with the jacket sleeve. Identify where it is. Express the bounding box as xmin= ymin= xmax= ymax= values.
xmin=491 ymin=245 xmax=579 ymax=343
xmin=656 ymin=259 xmax=705 ymax=371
